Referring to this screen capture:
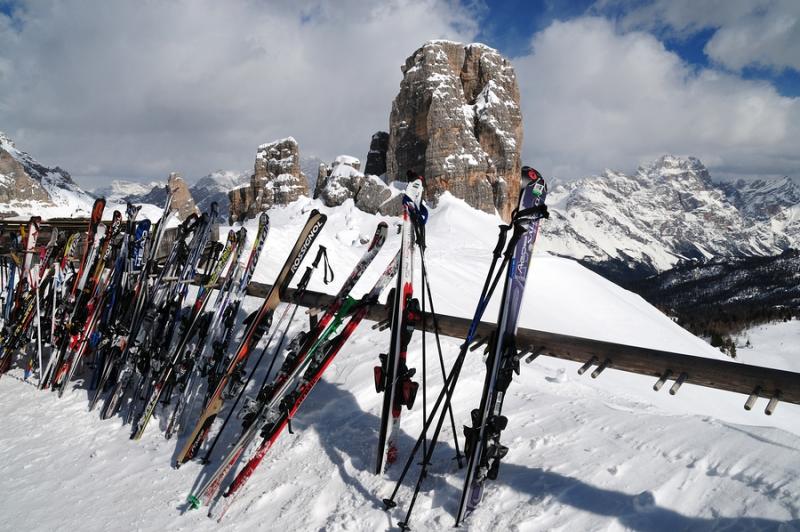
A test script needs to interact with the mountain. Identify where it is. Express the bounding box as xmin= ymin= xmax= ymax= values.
xmin=538 ymin=155 xmax=798 ymax=282
xmin=720 ymin=175 xmax=800 ymax=221
xmin=0 ymin=131 xmax=94 ymax=218
xmin=92 ymin=179 xmax=162 ymax=203
xmin=626 ymin=249 xmax=800 ymax=342
xmin=189 ymin=170 xmax=249 ymax=218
